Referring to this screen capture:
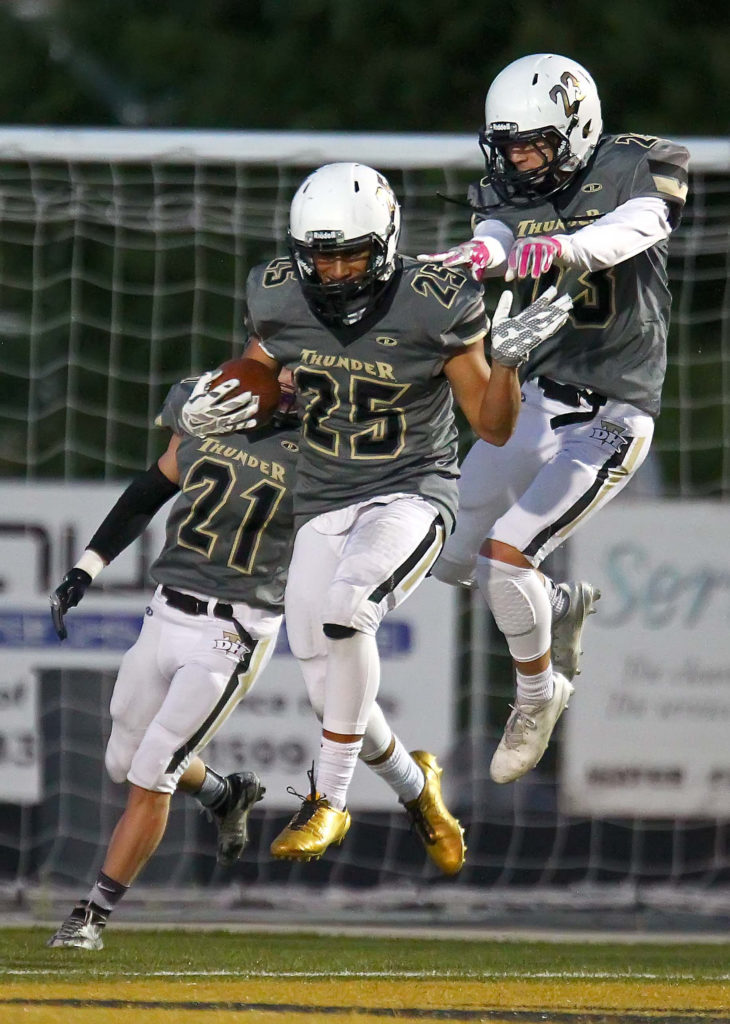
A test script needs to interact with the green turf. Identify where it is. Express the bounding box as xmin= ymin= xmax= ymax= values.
xmin=1 ymin=928 xmax=728 ymax=982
